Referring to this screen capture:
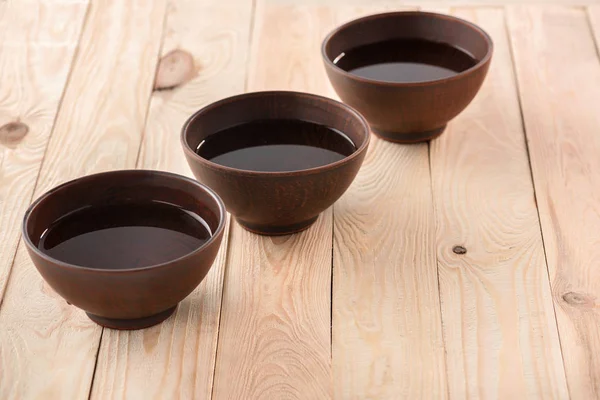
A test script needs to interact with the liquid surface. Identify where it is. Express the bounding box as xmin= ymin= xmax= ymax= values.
xmin=39 ymin=202 xmax=212 ymax=270
xmin=196 ymin=119 xmax=356 ymax=172
xmin=335 ymin=39 xmax=477 ymax=83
